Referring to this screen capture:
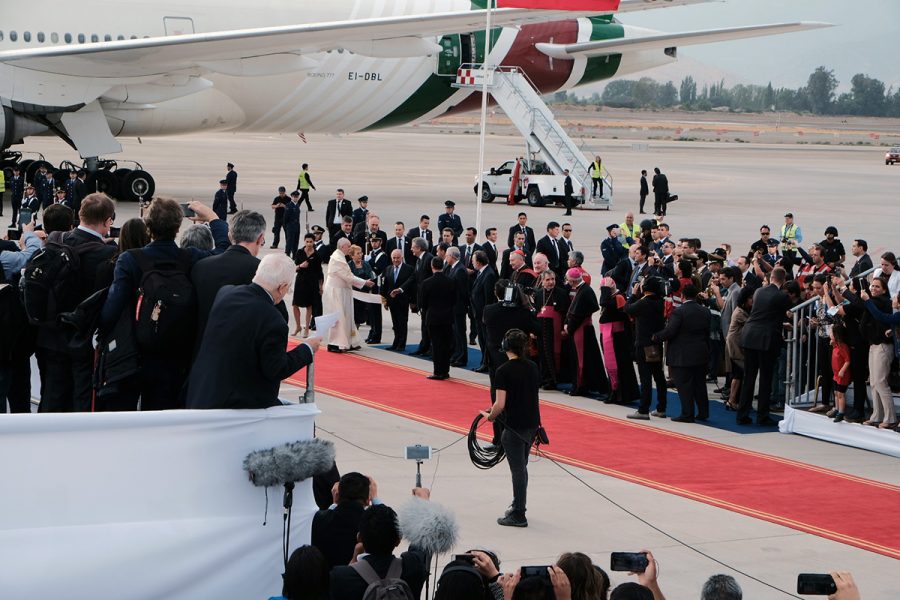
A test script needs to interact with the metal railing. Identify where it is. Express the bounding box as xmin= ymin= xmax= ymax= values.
xmin=784 ymin=267 xmax=877 ymax=407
